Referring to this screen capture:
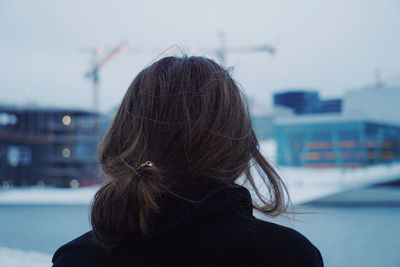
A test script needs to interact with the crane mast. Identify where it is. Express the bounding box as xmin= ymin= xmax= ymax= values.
xmin=84 ymin=42 xmax=128 ymax=139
